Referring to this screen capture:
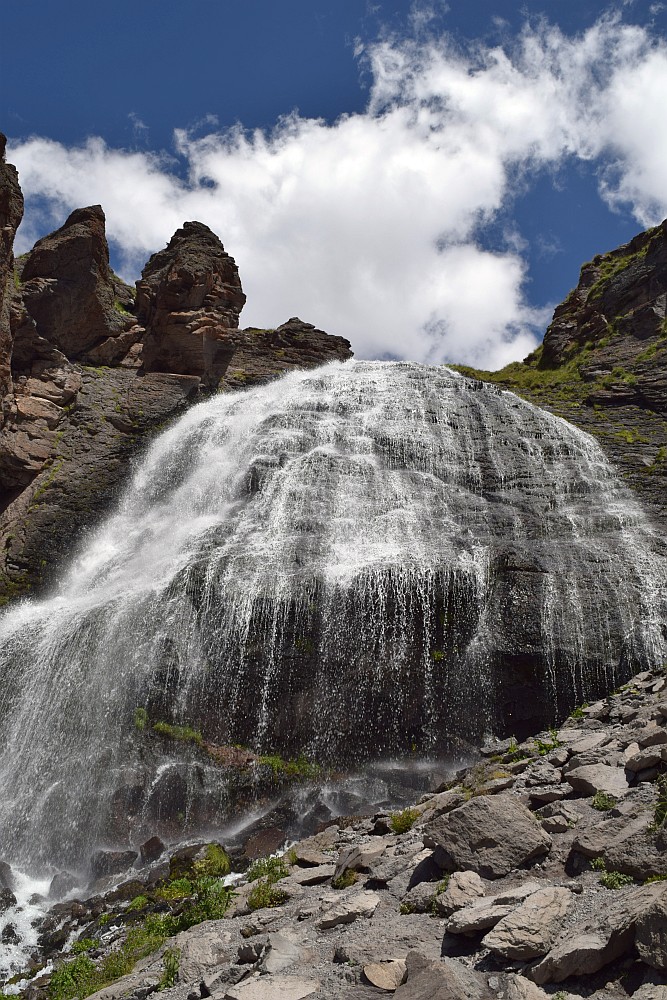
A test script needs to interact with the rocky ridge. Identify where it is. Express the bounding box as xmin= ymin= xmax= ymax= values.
xmin=3 ymin=664 xmax=666 ymax=1000
xmin=0 ymin=139 xmax=352 ymax=603
xmin=455 ymin=222 xmax=667 ymax=529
